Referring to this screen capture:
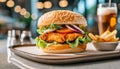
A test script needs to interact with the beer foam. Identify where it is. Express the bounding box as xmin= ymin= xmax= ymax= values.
xmin=97 ymin=7 xmax=117 ymax=15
